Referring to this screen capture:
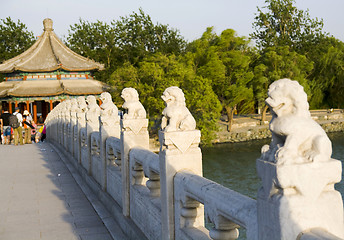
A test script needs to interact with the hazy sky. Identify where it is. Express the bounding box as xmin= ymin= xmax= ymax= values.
xmin=1 ymin=0 xmax=343 ymax=42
